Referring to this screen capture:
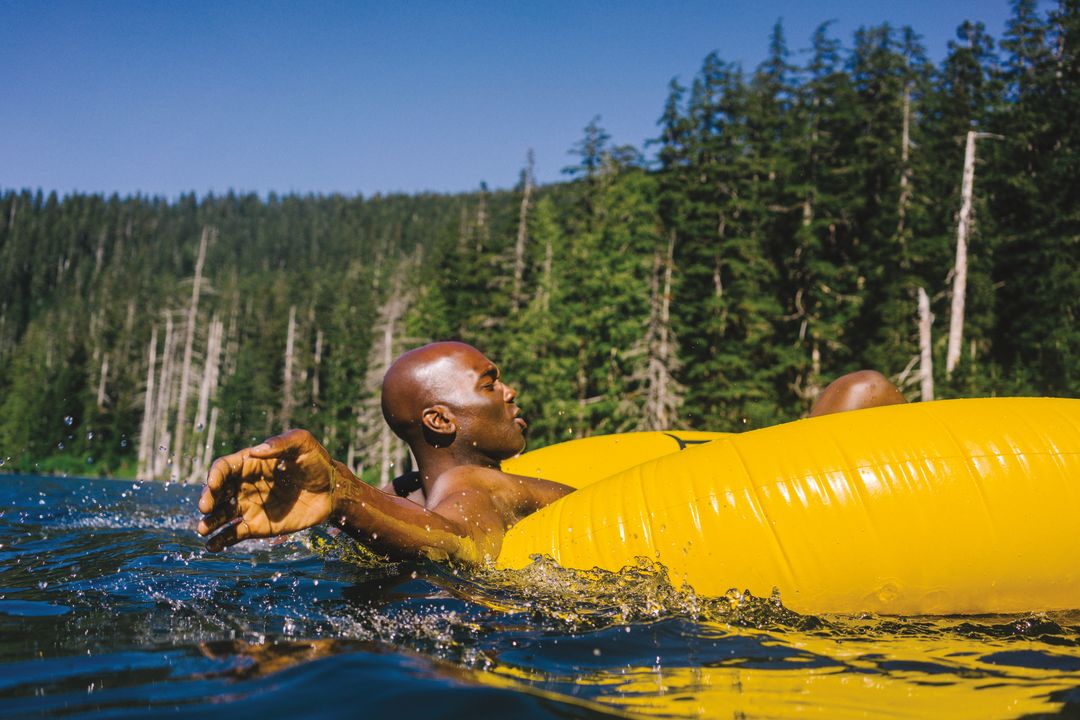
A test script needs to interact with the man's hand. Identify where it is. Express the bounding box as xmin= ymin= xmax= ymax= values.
xmin=197 ymin=429 xmax=336 ymax=551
